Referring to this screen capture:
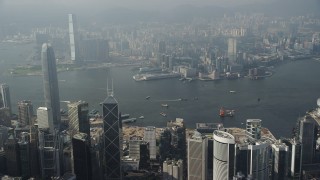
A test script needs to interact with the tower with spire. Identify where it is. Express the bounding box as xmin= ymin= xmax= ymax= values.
xmin=102 ymin=80 xmax=122 ymax=179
